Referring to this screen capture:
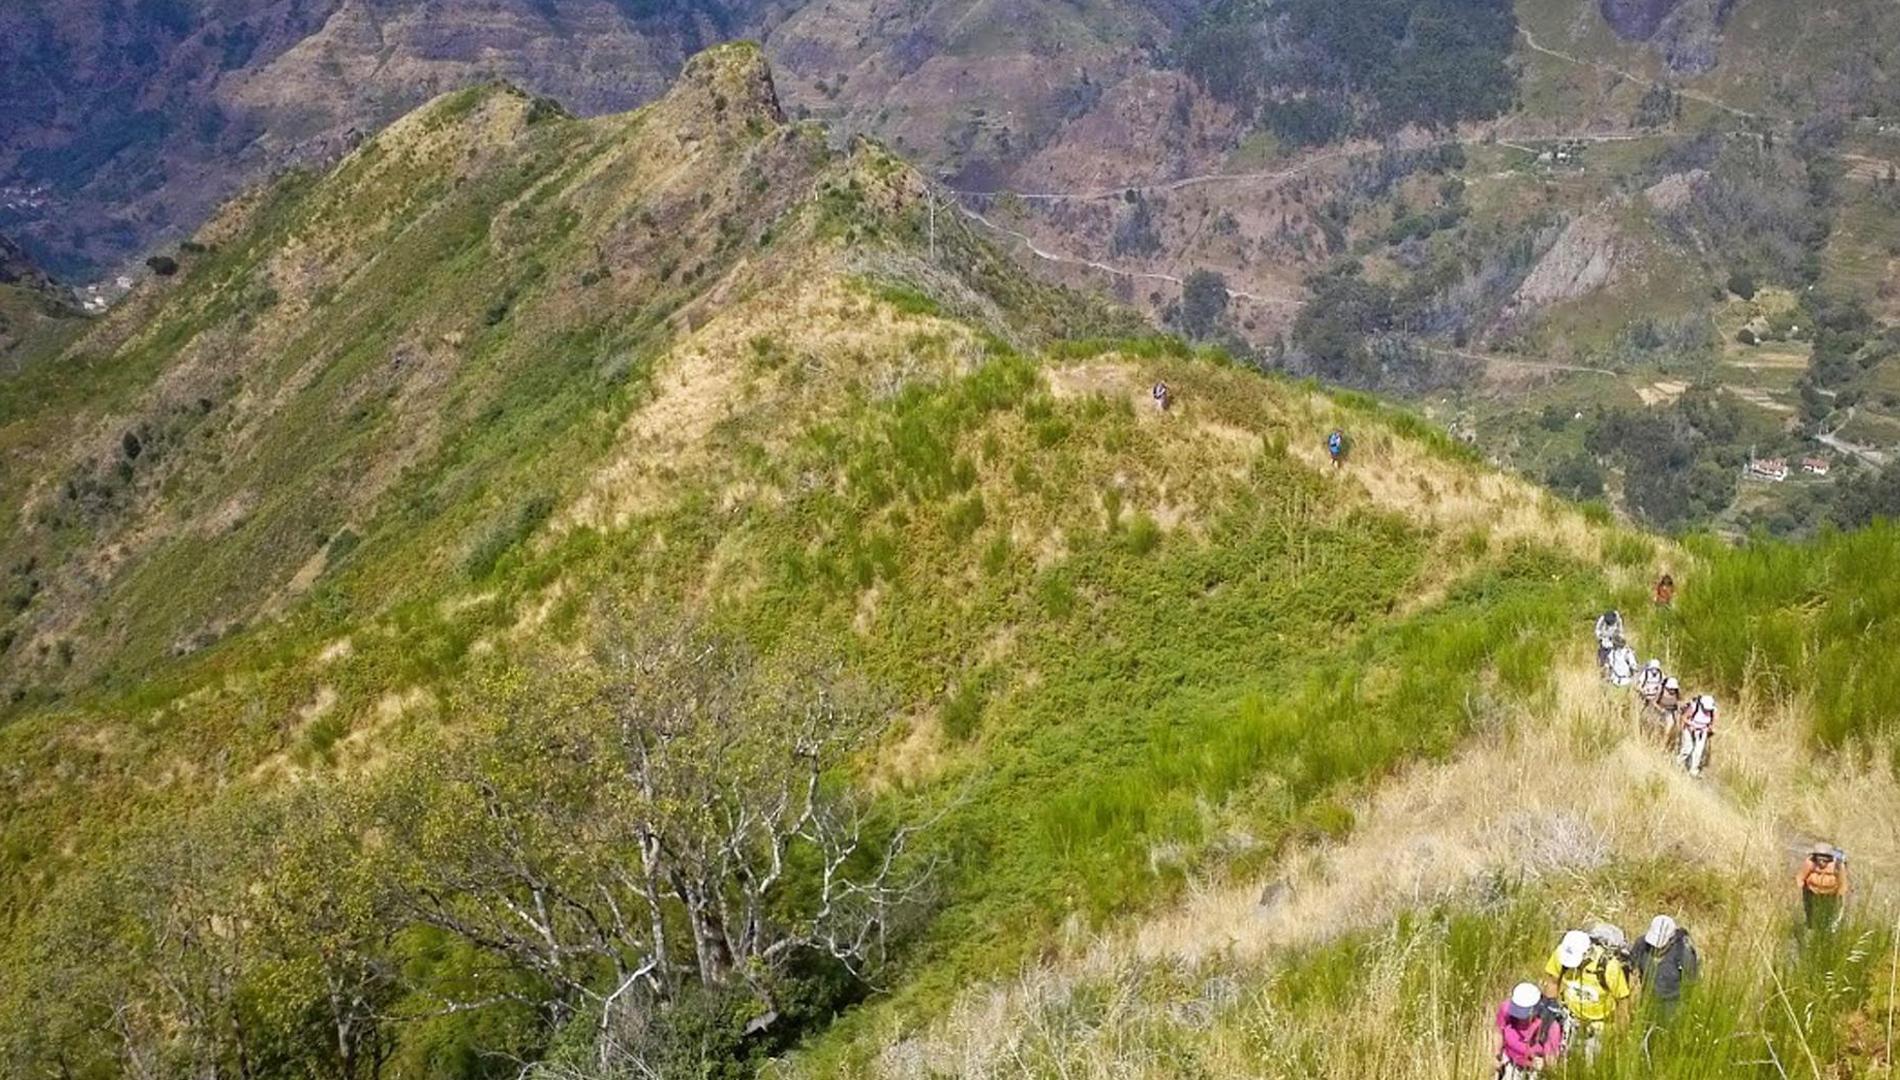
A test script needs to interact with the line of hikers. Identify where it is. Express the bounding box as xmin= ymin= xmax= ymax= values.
xmin=1495 ymin=587 xmax=1853 ymax=1075
xmin=1593 ymin=606 xmax=1717 ymax=777
xmin=1150 ymin=382 xmax=1349 ymax=470
xmin=1147 ymin=383 xmax=1347 ymax=469
xmin=1495 ymin=919 xmax=1695 ymax=1077
xmin=1496 ymin=846 xmax=1849 ymax=1079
